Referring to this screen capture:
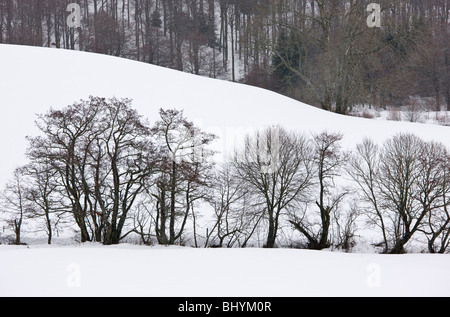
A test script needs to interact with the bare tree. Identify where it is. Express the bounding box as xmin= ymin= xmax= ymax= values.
xmin=379 ymin=134 xmax=426 ymax=254
xmin=349 ymin=138 xmax=389 ymax=253
xmin=351 ymin=134 xmax=449 ymax=254
xmin=272 ymin=0 xmax=381 ymax=114
xmin=332 ymin=201 xmax=360 ymax=252
xmin=0 ymin=168 xmax=29 ymax=245
xmin=90 ymin=98 xmax=156 ymax=245
xmin=418 ymin=143 xmax=450 ymax=253
xmin=150 ymin=108 xmax=217 ymax=245
xmin=290 ymin=131 xmax=348 ymax=250
xmin=24 ymin=160 xmax=65 ymax=245
xmin=27 ymin=97 xmax=156 ymax=245
xmin=27 ymin=97 xmax=103 ymax=243
xmin=205 ymin=162 xmax=263 ymax=248
xmin=128 ymin=200 xmax=155 ymax=245
xmin=234 ymin=126 xmax=313 ymax=248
